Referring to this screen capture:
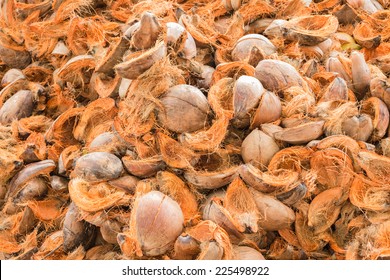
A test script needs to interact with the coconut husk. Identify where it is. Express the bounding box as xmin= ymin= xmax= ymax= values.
xmin=73 ymin=98 xmax=117 ymax=144
xmin=185 ymin=220 xmax=233 ymax=260
xmin=357 ymin=151 xmax=390 ymax=184
xmin=224 ymin=177 xmax=259 ymax=233
xmin=310 ymin=148 xmax=354 ymax=190
xmin=346 ymin=221 xmax=390 ymax=260
xmin=295 ymin=203 xmax=327 ymax=253
xmin=268 ymin=146 xmax=313 ymax=172
xmin=349 ymin=175 xmax=390 ymax=212
xmin=69 ymin=178 xmax=132 ymax=212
